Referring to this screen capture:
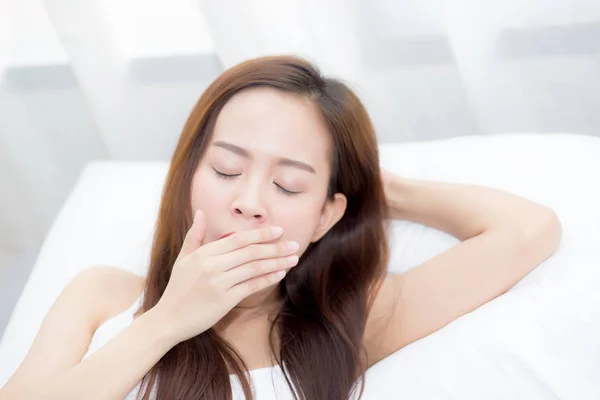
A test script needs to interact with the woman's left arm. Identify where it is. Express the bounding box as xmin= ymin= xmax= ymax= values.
xmin=365 ymin=171 xmax=562 ymax=367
